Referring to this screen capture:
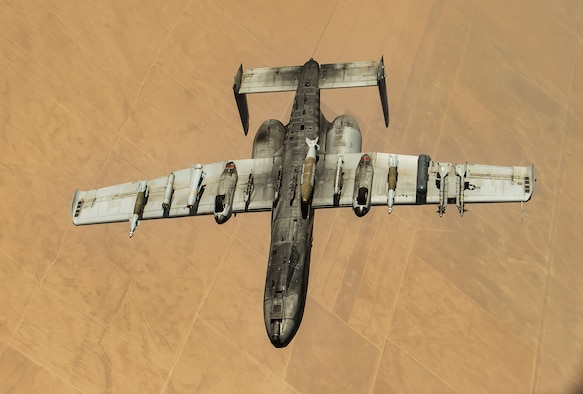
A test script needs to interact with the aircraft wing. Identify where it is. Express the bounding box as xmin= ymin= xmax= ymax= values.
xmin=312 ymin=152 xmax=534 ymax=215
xmin=71 ymin=157 xmax=277 ymax=232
